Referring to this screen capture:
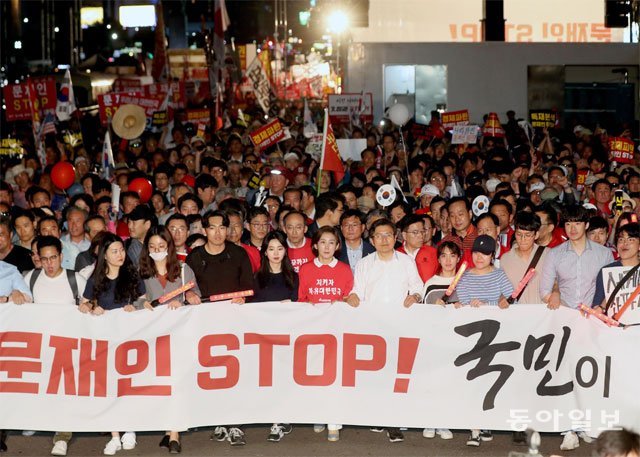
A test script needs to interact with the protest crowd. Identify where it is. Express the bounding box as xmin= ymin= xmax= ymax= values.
xmin=0 ymin=93 xmax=639 ymax=457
